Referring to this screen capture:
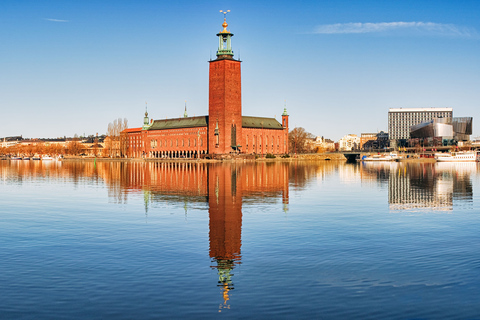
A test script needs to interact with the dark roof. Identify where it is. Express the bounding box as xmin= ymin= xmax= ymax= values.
xmin=143 ymin=115 xmax=284 ymax=131
xmin=242 ymin=116 xmax=283 ymax=130
xmin=4 ymin=136 xmax=23 ymax=141
xmin=148 ymin=116 xmax=208 ymax=130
